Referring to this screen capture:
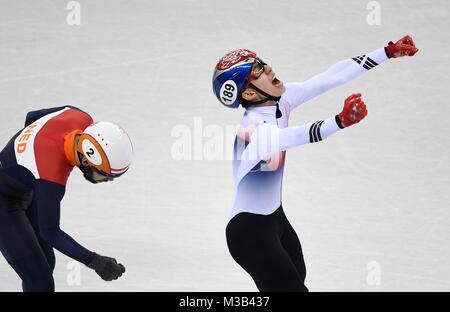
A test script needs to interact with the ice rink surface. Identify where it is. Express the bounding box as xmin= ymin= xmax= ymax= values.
xmin=0 ymin=0 xmax=449 ymax=291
